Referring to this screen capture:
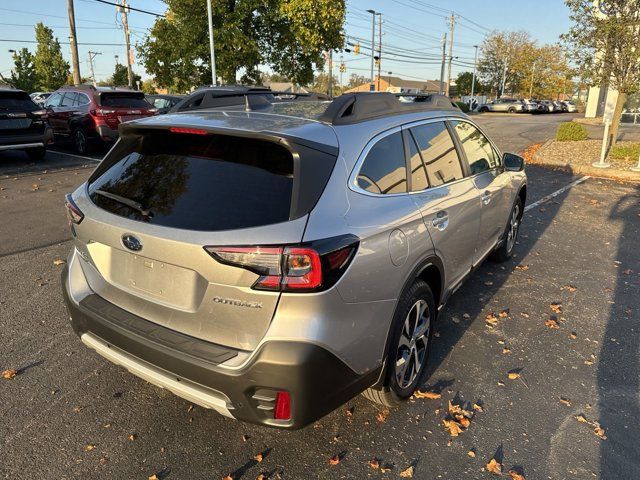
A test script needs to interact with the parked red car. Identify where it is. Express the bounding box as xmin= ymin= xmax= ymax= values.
xmin=44 ymin=85 xmax=157 ymax=154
